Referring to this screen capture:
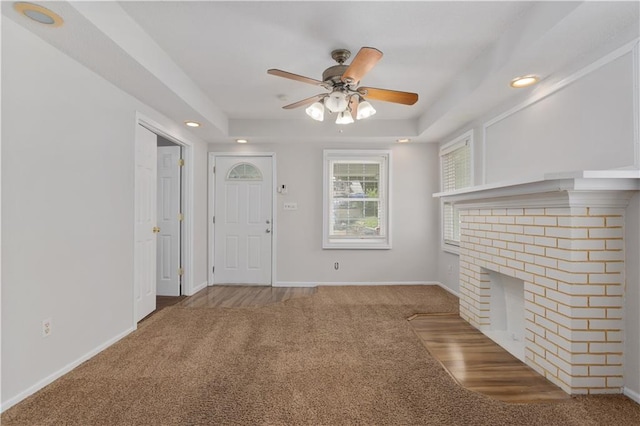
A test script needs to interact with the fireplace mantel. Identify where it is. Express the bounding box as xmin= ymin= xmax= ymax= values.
xmin=434 ymin=169 xmax=639 ymax=395
xmin=433 ymin=170 xmax=640 ymax=207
